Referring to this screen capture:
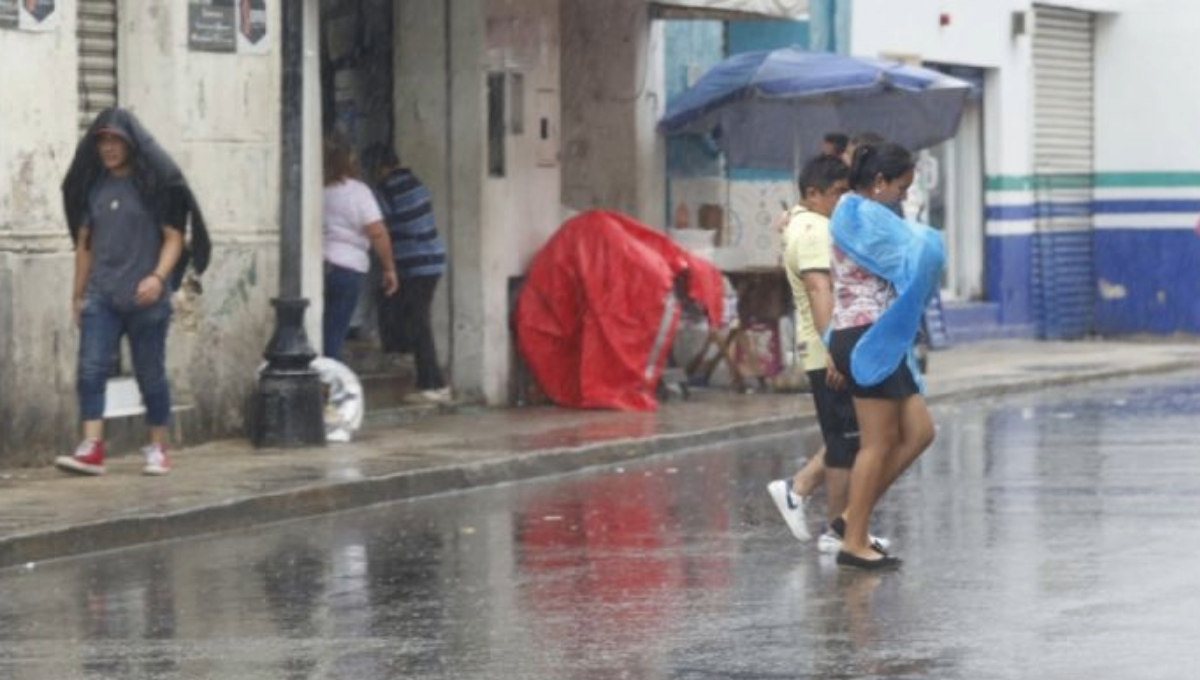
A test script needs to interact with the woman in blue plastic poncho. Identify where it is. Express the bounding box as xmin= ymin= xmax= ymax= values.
xmin=826 ymin=142 xmax=945 ymax=570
